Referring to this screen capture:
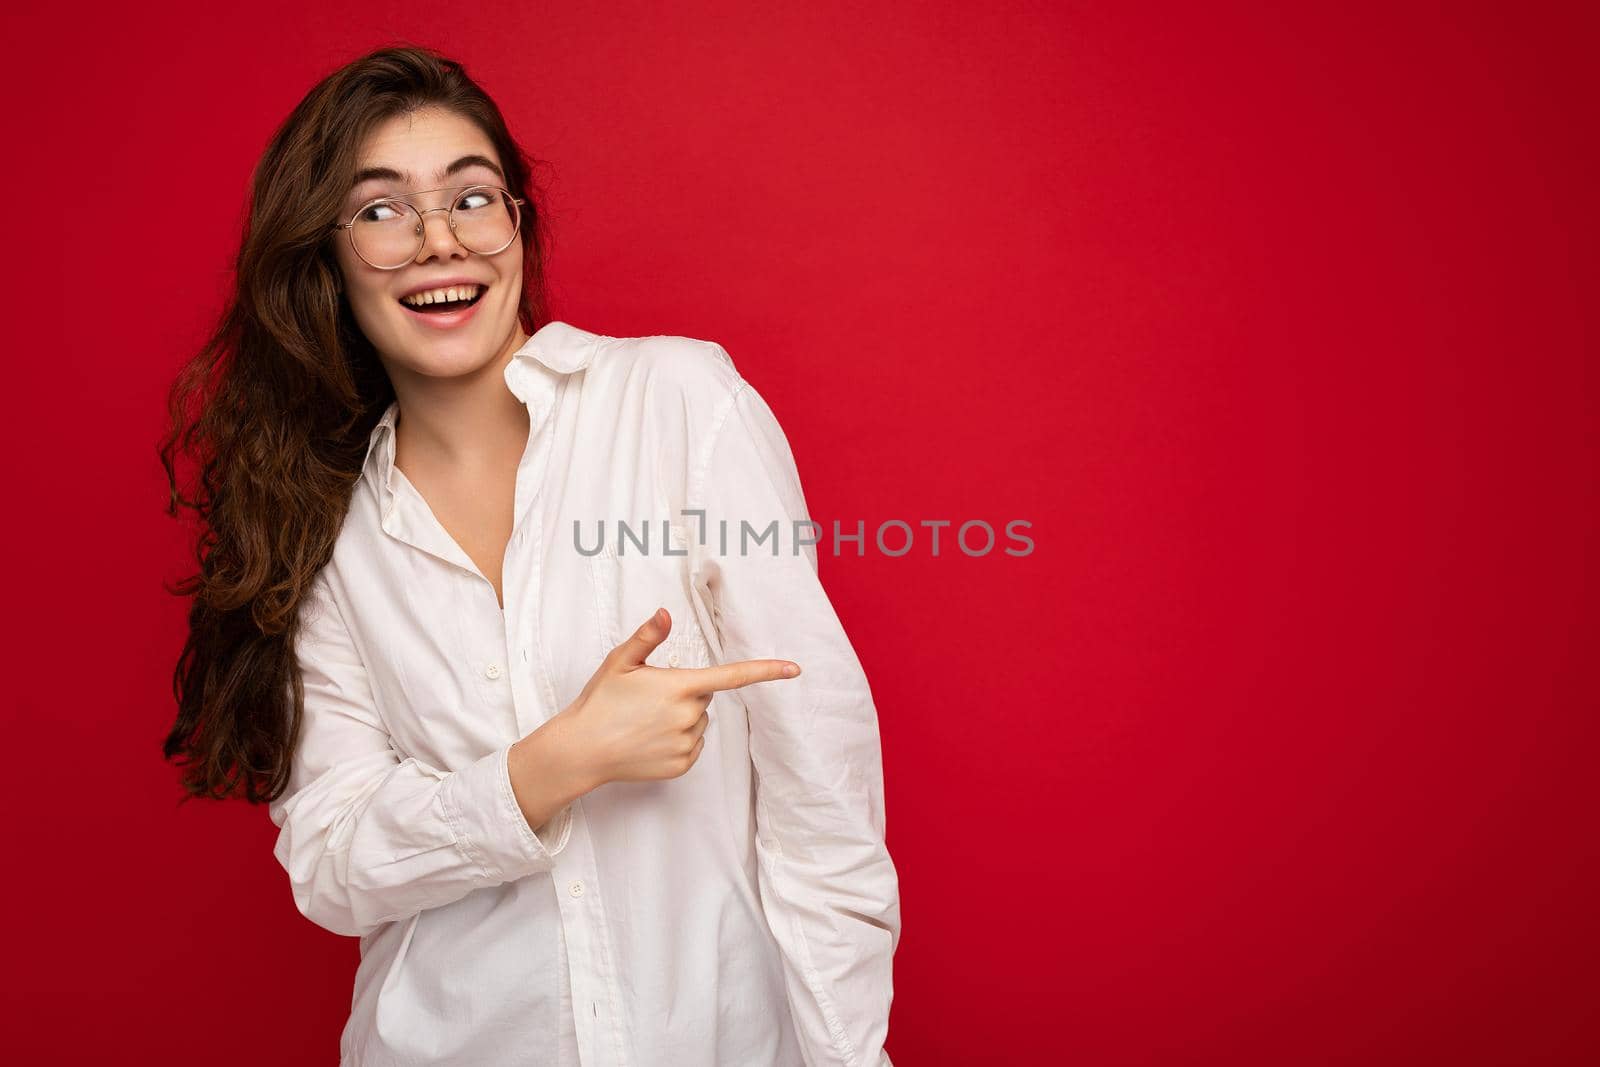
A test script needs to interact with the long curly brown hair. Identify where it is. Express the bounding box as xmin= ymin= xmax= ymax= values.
xmin=160 ymin=44 xmax=554 ymax=805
